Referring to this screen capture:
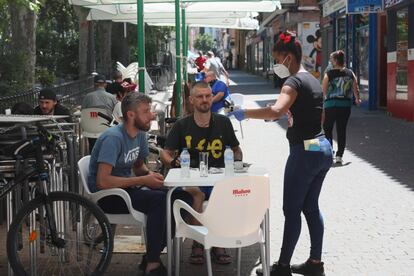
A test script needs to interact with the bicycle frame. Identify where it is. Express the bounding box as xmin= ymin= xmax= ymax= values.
xmin=0 ymin=127 xmax=66 ymax=248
